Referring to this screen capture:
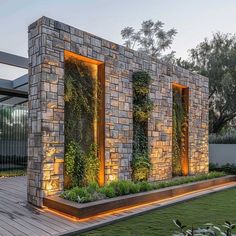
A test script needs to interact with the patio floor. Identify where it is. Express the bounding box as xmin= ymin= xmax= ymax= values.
xmin=0 ymin=176 xmax=235 ymax=236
